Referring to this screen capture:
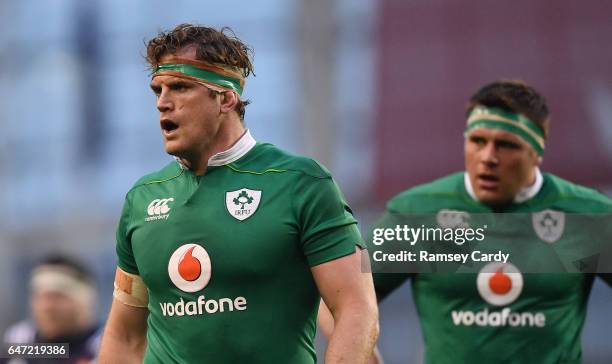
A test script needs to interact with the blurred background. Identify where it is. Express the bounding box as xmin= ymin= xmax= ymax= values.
xmin=1 ymin=0 xmax=611 ymax=363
